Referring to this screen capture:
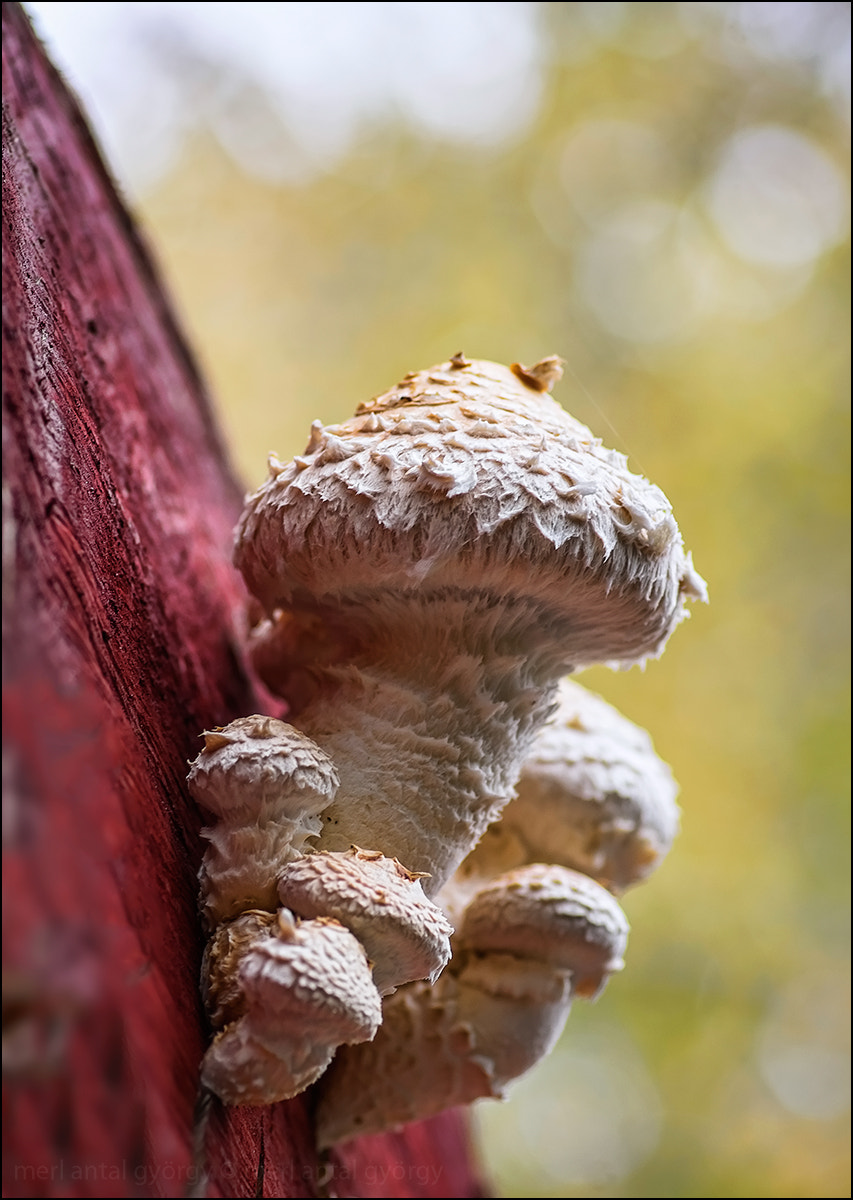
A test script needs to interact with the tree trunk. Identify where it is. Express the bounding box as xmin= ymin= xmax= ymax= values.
xmin=1 ymin=5 xmax=487 ymax=1196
